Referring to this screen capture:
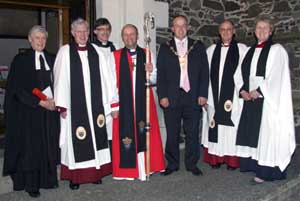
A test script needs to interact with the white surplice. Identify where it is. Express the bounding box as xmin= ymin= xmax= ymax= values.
xmin=92 ymin=44 xmax=119 ymax=141
xmin=201 ymin=43 xmax=247 ymax=157
xmin=53 ymin=44 xmax=118 ymax=170
xmin=233 ymin=44 xmax=296 ymax=171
